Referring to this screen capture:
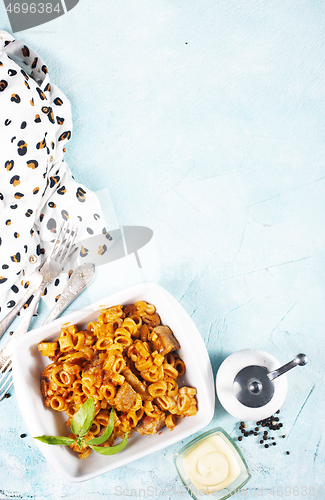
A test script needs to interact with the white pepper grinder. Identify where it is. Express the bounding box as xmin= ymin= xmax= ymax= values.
xmin=216 ymin=349 xmax=307 ymax=421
